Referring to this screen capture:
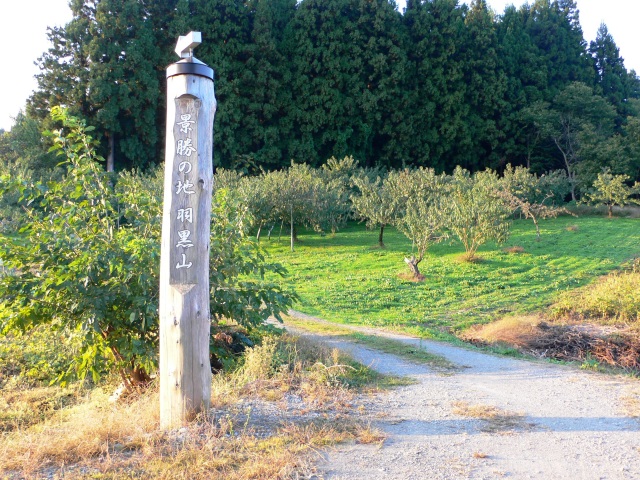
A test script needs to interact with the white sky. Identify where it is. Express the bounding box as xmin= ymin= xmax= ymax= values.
xmin=1 ymin=0 xmax=639 ymax=131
